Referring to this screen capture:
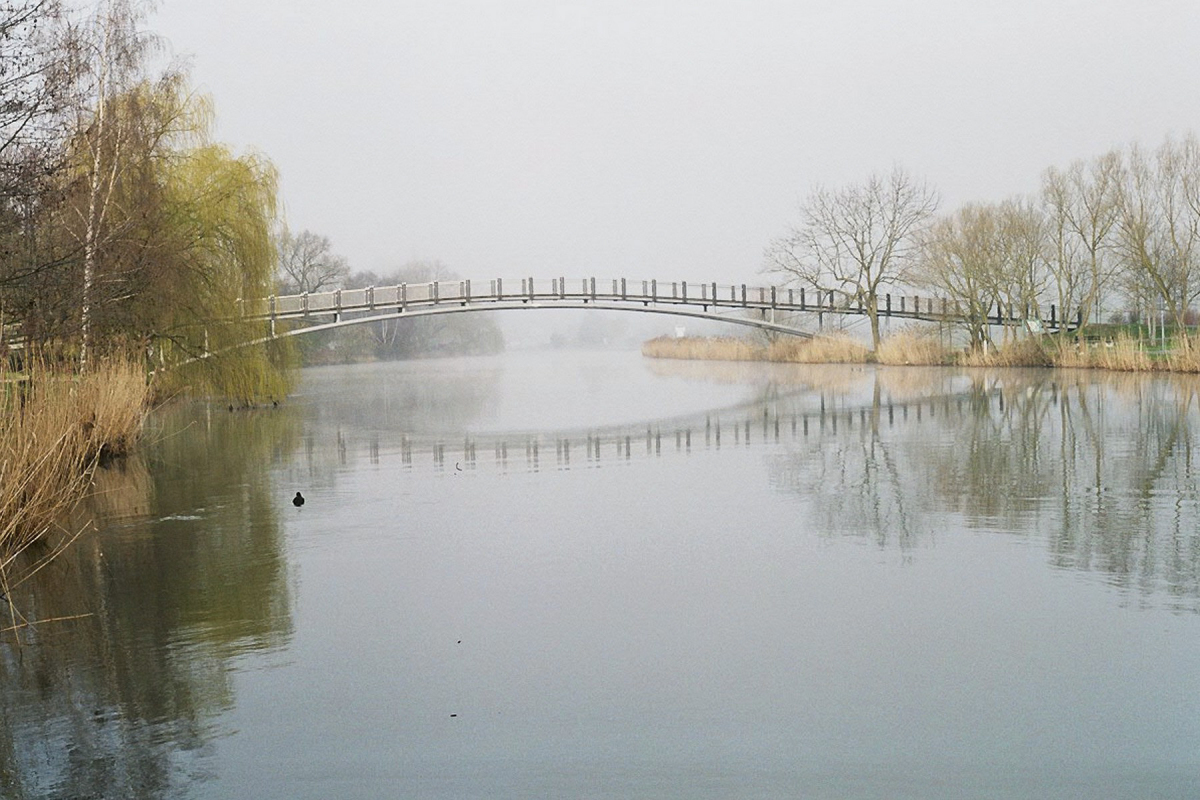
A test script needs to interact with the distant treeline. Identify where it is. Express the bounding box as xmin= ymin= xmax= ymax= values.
xmin=285 ymin=259 xmax=505 ymax=366
xmin=768 ymin=139 xmax=1200 ymax=352
xmin=0 ymin=1 xmax=292 ymax=398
